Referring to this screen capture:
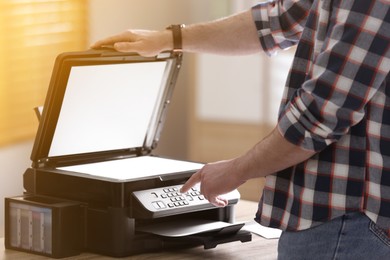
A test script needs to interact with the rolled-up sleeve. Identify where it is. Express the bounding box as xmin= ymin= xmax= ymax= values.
xmin=277 ymin=1 xmax=390 ymax=152
xmin=251 ymin=0 xmax=313 ymax=55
